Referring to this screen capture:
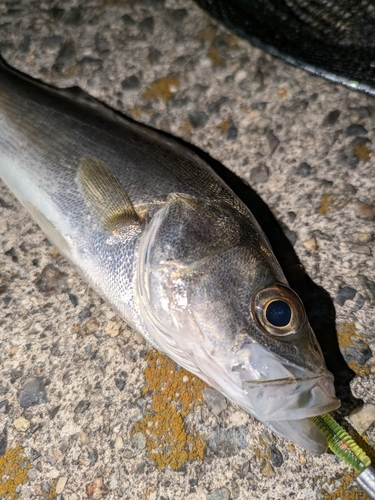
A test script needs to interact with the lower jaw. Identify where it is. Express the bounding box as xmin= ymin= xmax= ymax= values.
xmin=266 ymin=417 xmax=329 ymax=455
